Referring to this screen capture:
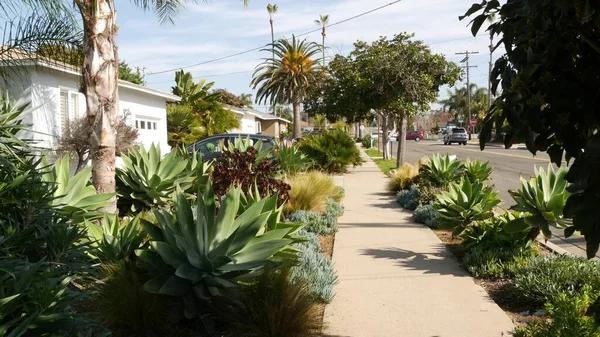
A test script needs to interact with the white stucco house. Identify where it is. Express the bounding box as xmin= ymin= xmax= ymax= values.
xmin=224 ymin=104 xmax=290 ymax=139
xmin=0 ymin=56 xmax=178 ymax=154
